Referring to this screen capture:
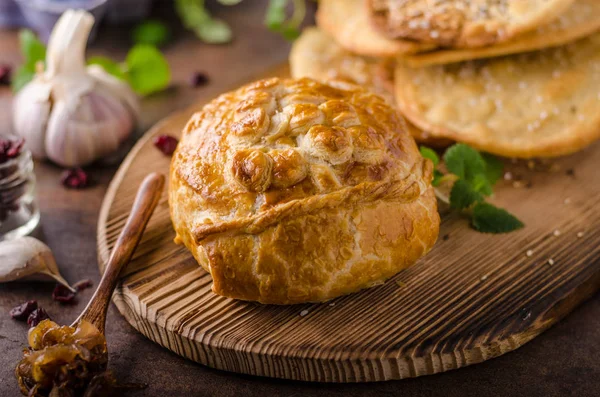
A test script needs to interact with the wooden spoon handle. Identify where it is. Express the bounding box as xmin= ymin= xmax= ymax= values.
xmin=73 ymin=172 xmax=165 ymax=332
